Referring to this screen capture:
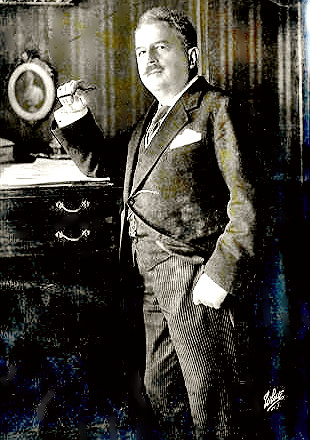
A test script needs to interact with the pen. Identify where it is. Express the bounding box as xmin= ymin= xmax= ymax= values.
xmin=58 ymin=85 xmax=96 ymax=99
